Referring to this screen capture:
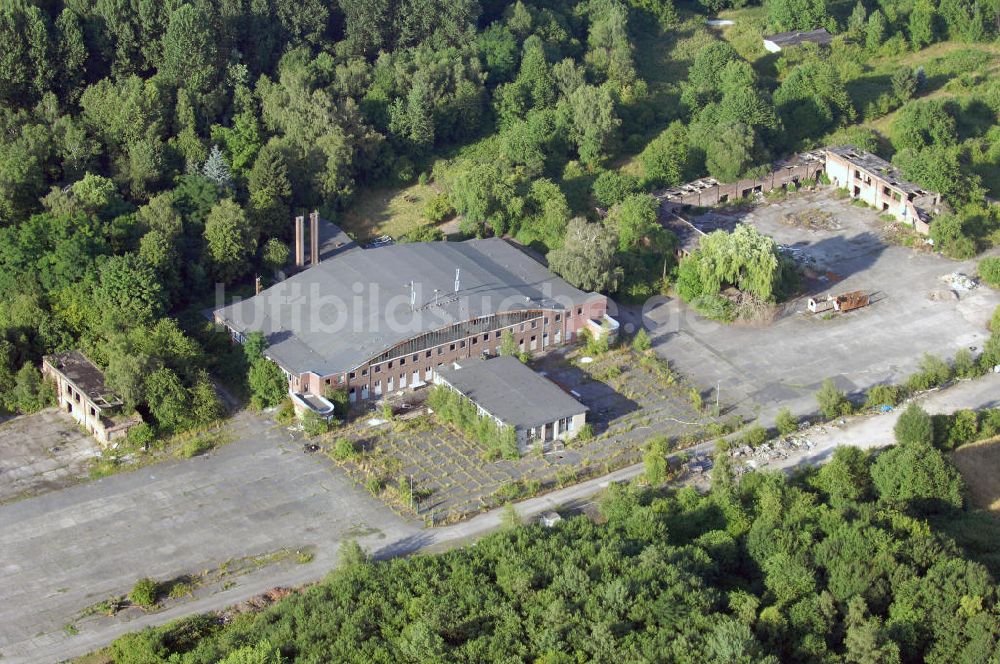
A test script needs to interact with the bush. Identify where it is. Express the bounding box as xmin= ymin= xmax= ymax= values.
xmin=953 ymin=348 xmax=980 ymax=379
xmin=742 ymin=423 xmax=768 ymax=447
xmin=906 ymin=353 xmax=953 ymax=392
xmin=301 ymin=410 xmax=329 ymax=437
xmin=428 ymin=385 xmax=520 ymax=458
xmin=643 ymin=436 xmax=671 ymax=485
xmin=775 ymin=408 xmax=798 ymax=436
xmin=865 ymin=384 xmax=905 ymax=410
xmin=8 ymin=363 xmax=53 ymax=414
xmin=129 ymin=578 xmax=160 ymax=607
xmin=423 ymin=193 xmax=455 ymax=223
xmin=248 ymin=358 xmax=287 ymax=410
xmin=815 ymin=379 xmax=850 ymax=420
xmin=978 ymin=257 xmax=1000 ymax=287
xmin=631 ymin=328 xmax=651 ymax=353
xmin=576 ymin=423 xmax=594 ymax=441
xmin=275 ymin=399 xmax=296 ymax=425
xmin=943 ymin=409 xmax=979 ymax=450
xmin=894 ymin=403 xmax=934 ymax=446
xmin=332 ymin=437 xmax=358 ymax=461
xmin=126 ymin=423 xmax=155 ymax=448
